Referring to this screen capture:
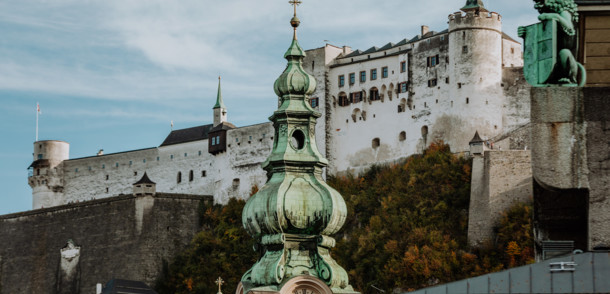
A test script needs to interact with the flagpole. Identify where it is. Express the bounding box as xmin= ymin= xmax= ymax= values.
xmin=36 ymin=102 xmax=39 ymax=142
